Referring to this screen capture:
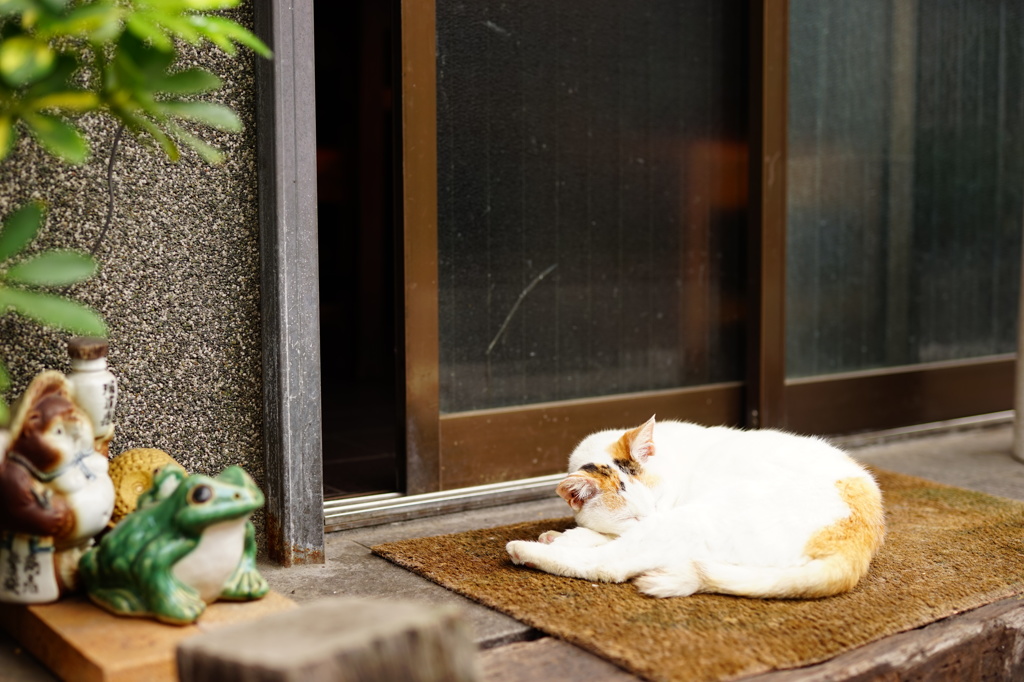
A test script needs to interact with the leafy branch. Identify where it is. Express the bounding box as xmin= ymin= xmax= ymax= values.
xmin=0 ymin=0 xmax=272 ymax=164
xmin=0 ymin=0 xmax=270 ymax=424
xmin=0 ymin=200 xmax=105 ymax=424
